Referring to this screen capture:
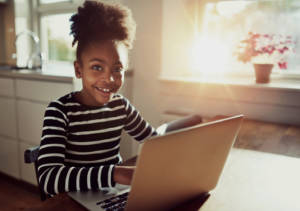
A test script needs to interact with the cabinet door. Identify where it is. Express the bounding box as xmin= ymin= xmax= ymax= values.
xmin=19 ymin=142 xmax=38 ymax=186
xmin=0 ymin=97 xmax=17 ymax=138
xmin=16 ymin=79 xmax=72 ymax=103
xmin=0 ymin=77 xmax=14 ymax=97
xmin=0 ymin=136 xmax=20 ymax=179
xmin=17 ymin=100 xmax=47 ymax=145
